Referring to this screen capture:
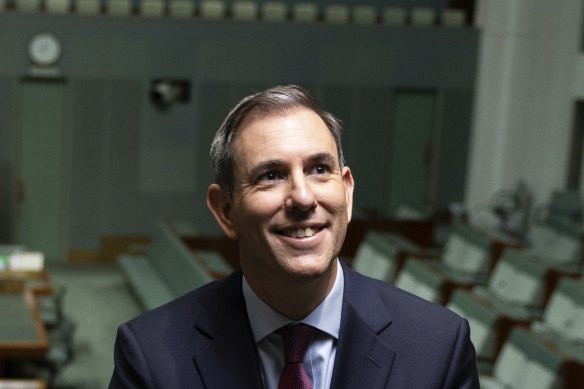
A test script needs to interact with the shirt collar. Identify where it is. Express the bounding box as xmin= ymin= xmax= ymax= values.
xmin=242 ymin=259 xmax=344 ymax=343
